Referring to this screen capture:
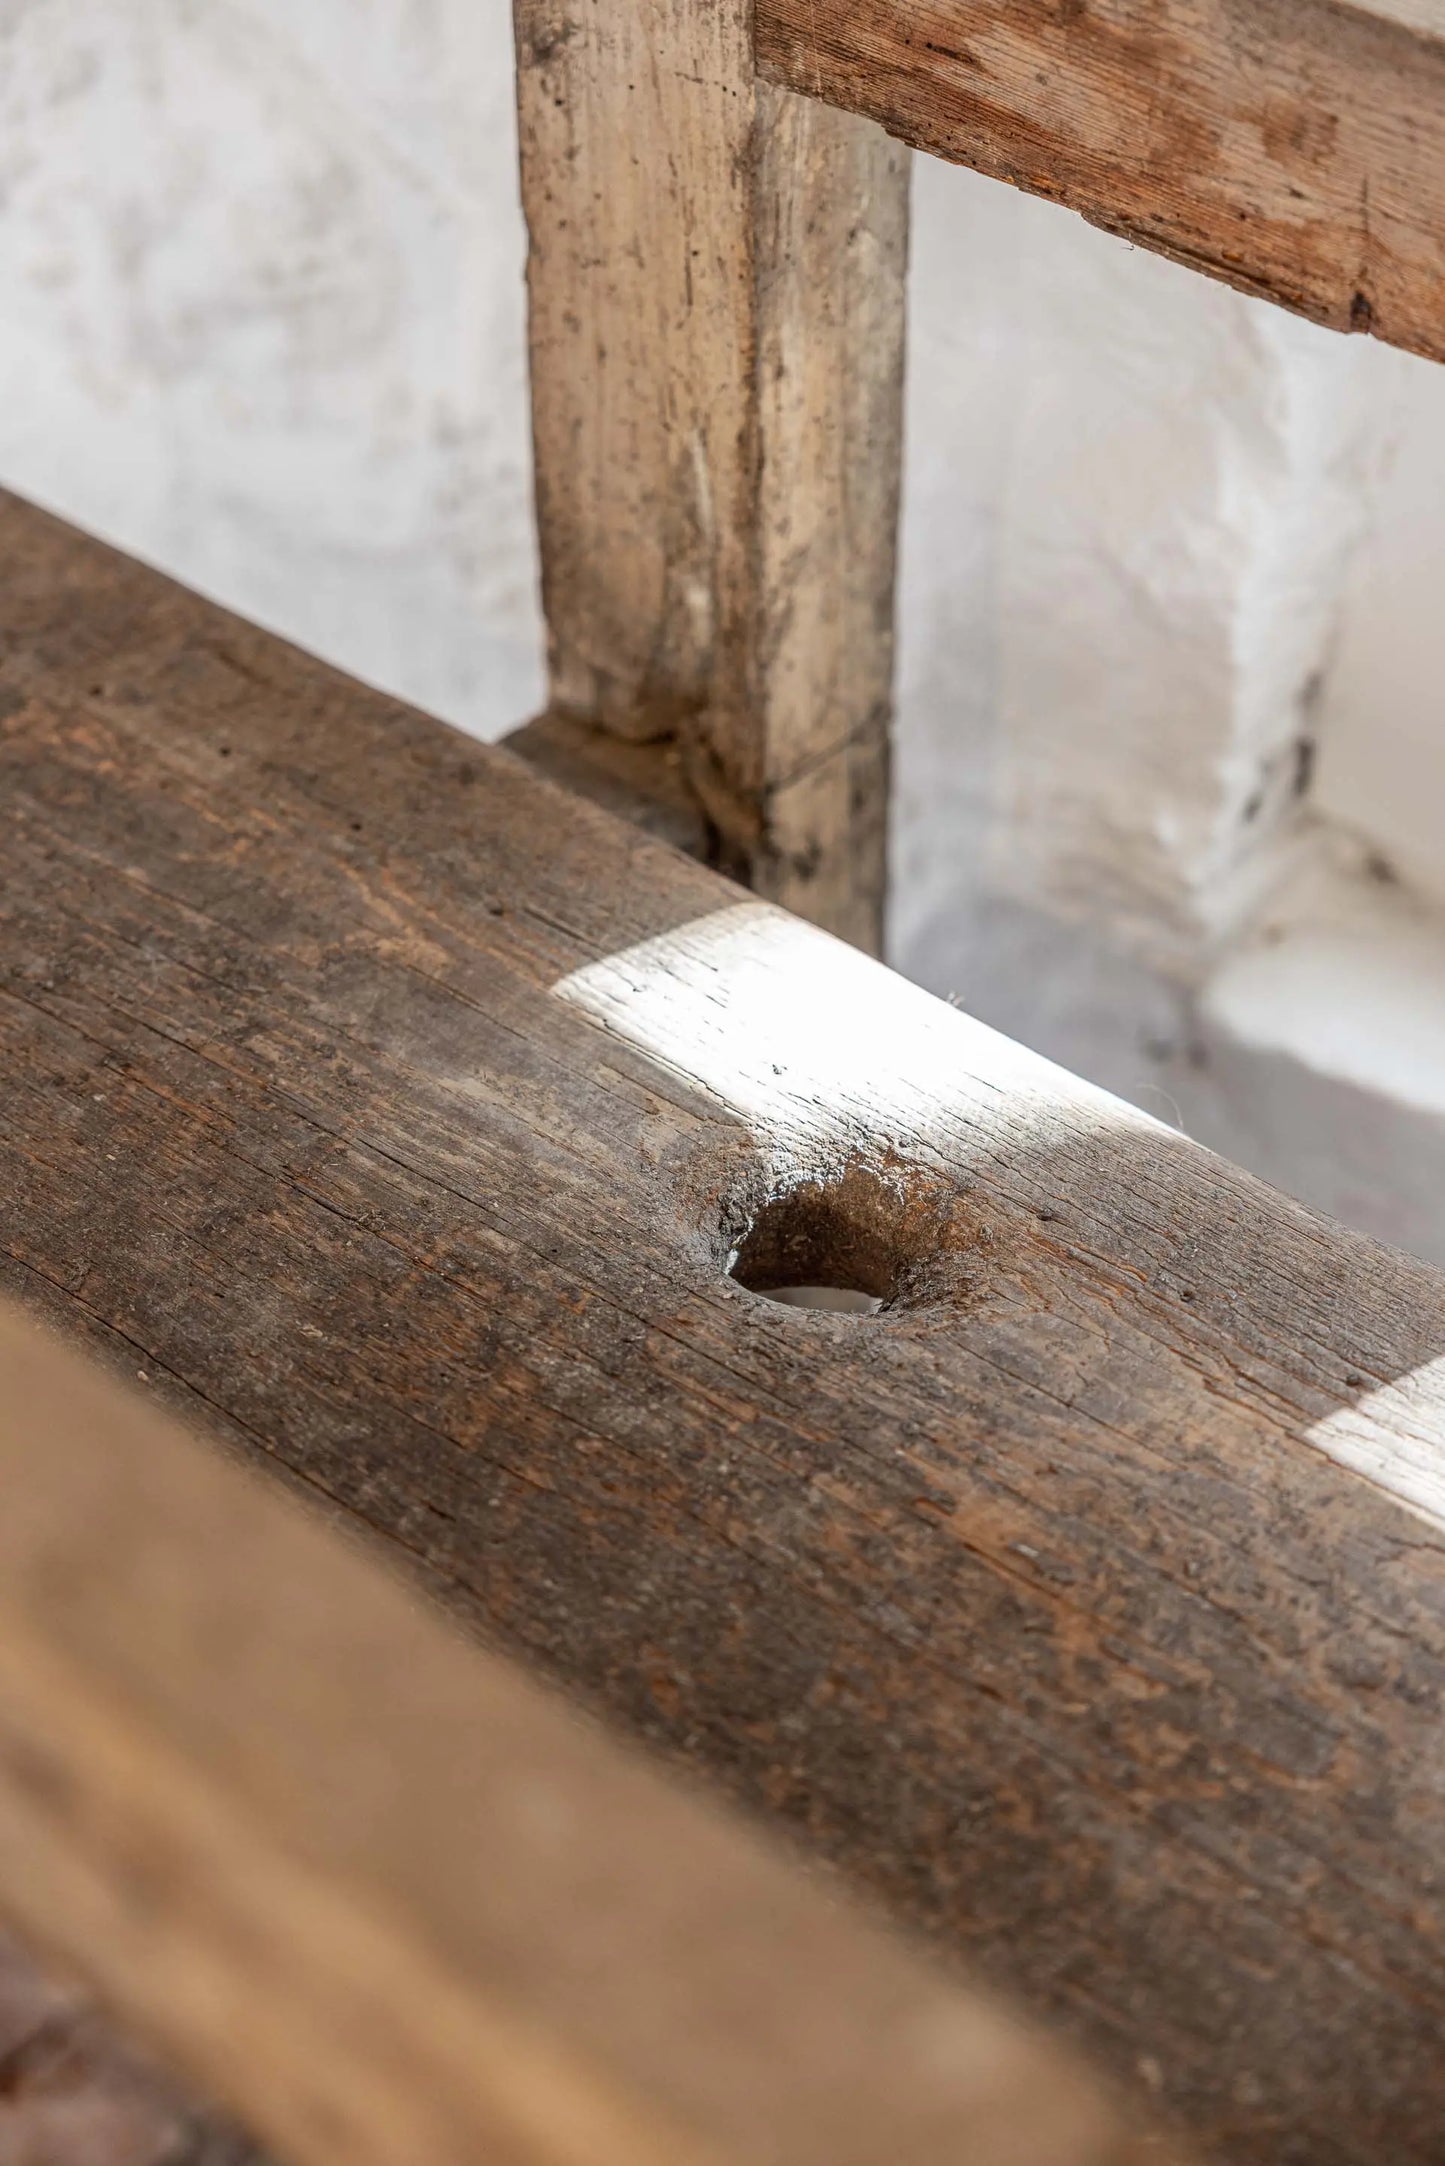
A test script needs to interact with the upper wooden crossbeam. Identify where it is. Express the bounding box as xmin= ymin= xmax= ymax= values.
xmin=4 ymin=493 xmax=1445 ymax=2159
xmin=758 ymin=0 xmax=1445 ymax=361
